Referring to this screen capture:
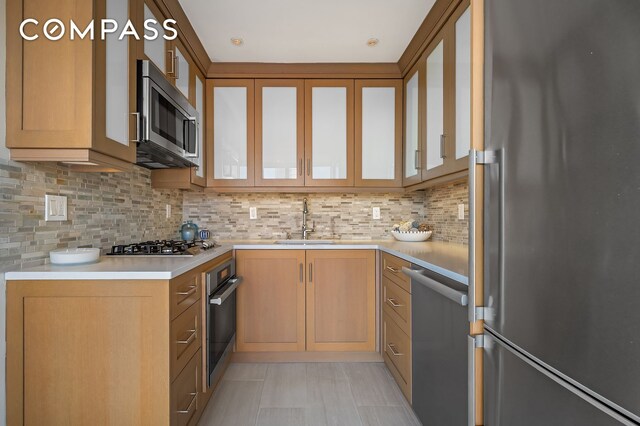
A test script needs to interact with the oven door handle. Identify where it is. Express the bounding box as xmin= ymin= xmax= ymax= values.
xmin=209 ymin=277 xmax=242 ymax=305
